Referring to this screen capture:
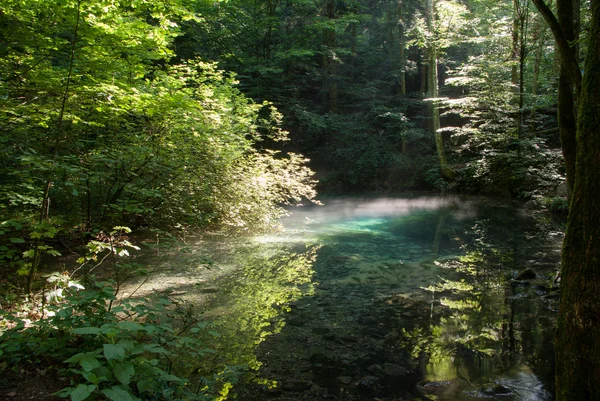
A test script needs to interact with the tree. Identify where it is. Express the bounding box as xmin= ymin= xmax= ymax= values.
xmin=0 ymin=0 xmax=318 ymax=290
xmin=532 ymin=0 xmax=600 ymax=398
xmin=425 ymin=0 xmax=451 ymax=178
